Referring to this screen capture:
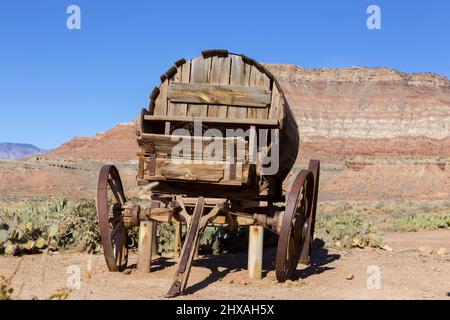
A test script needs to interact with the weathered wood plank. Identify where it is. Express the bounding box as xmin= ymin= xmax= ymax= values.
xmin=167 ymin=63 xmax=183 ymax=117
xmin=142 ymin=158 xmax=248 ymax=185
xmin=208 ymin=56 xmax=231 ymax=117
xmin=179 ymin=61 xmax=191 ymax=117
xmin=249 ymin=65 xmax=271 ymax=119
xmin=269 ymin=83 xmax=281 ymax=119
xmin=168 ymin=83 xmax=270 ymax=108
xmin=153 ymin=81 xmax=168 ymax=115
xmin=137 ymin=133 xmax=248 ymax=160
xmin=187 ymin=57 xmax=211 ymax=117
xmin=228 ymin=55 xmax=251 ymax=119
xmin=160 ymin=161 xmax=225 ymax=182
xmin=143 ymin=115 xmax=278 ymax=127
